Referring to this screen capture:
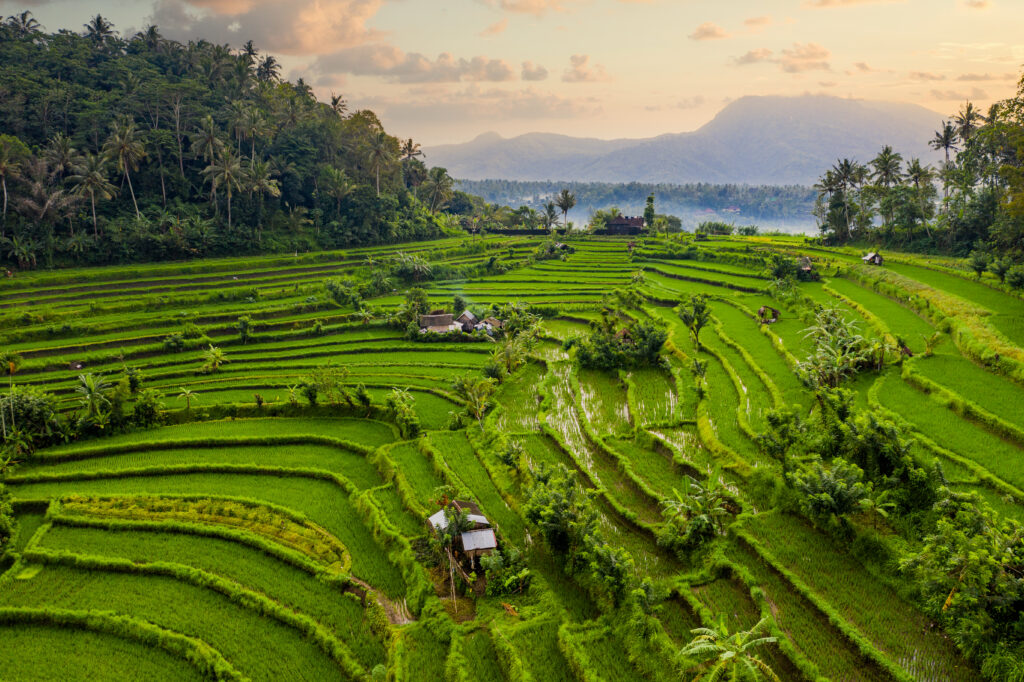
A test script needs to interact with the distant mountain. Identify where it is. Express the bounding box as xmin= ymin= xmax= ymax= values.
xmin=427 ymin=95 xmax=946 ymax=186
